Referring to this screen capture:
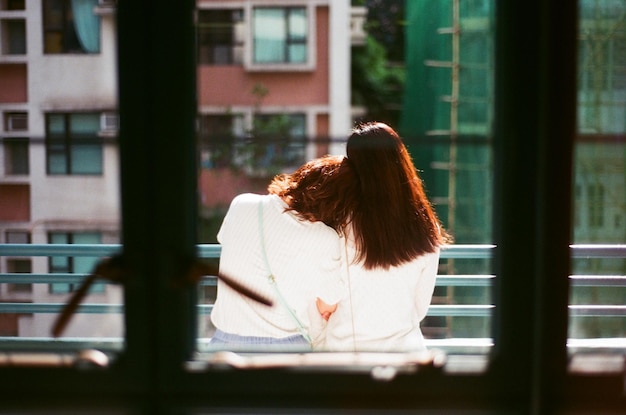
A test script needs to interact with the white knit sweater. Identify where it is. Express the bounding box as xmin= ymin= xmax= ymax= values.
xmin=321 ymin=229 xmax=440 ymax=352
xmin=211 ymin=193 xmax=343 ymax=343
